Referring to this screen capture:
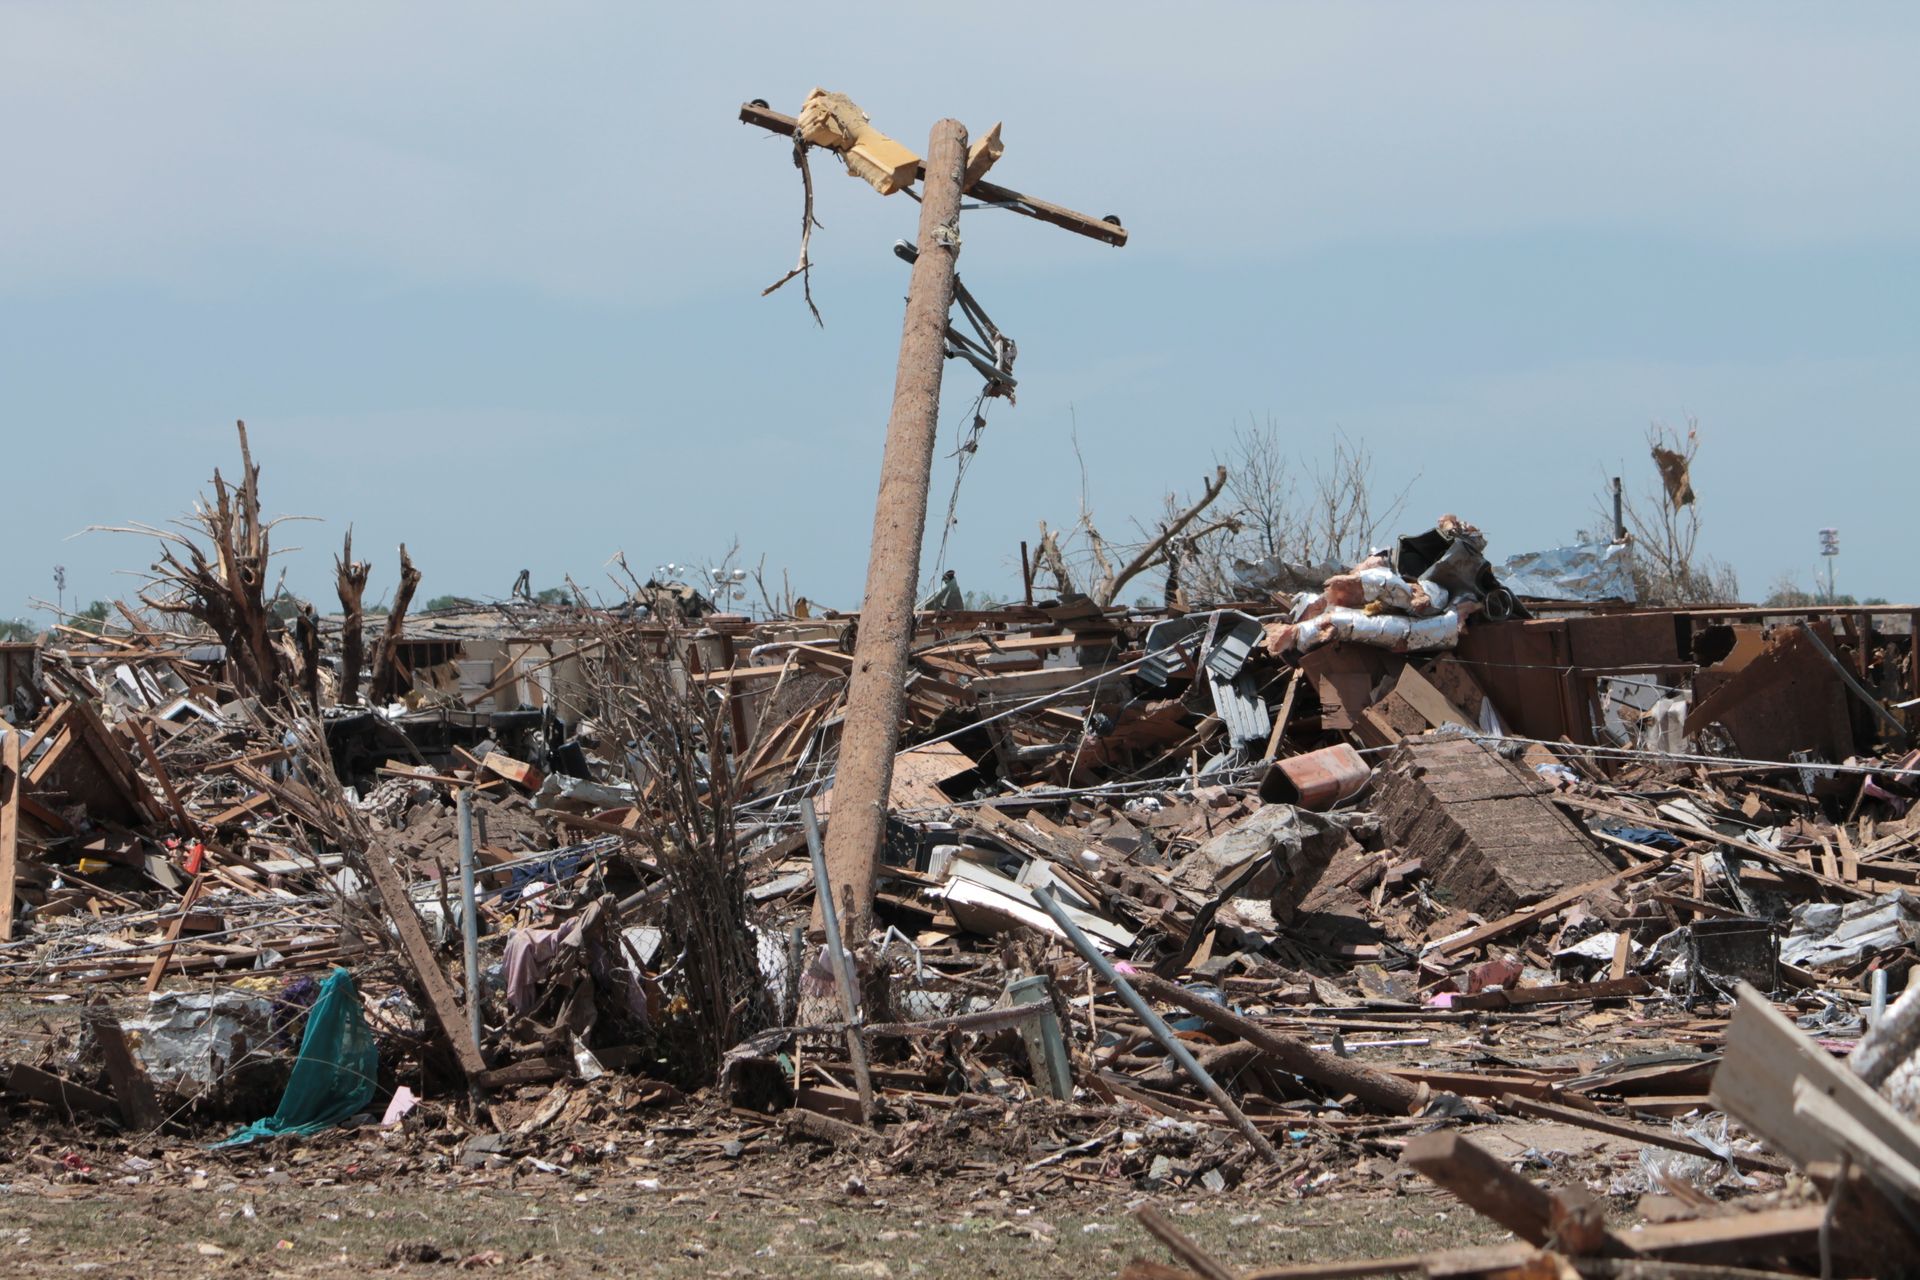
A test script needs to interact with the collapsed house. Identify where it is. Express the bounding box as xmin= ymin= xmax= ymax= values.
xmin=6 ymin=436 xmax=1920 ymax=1279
